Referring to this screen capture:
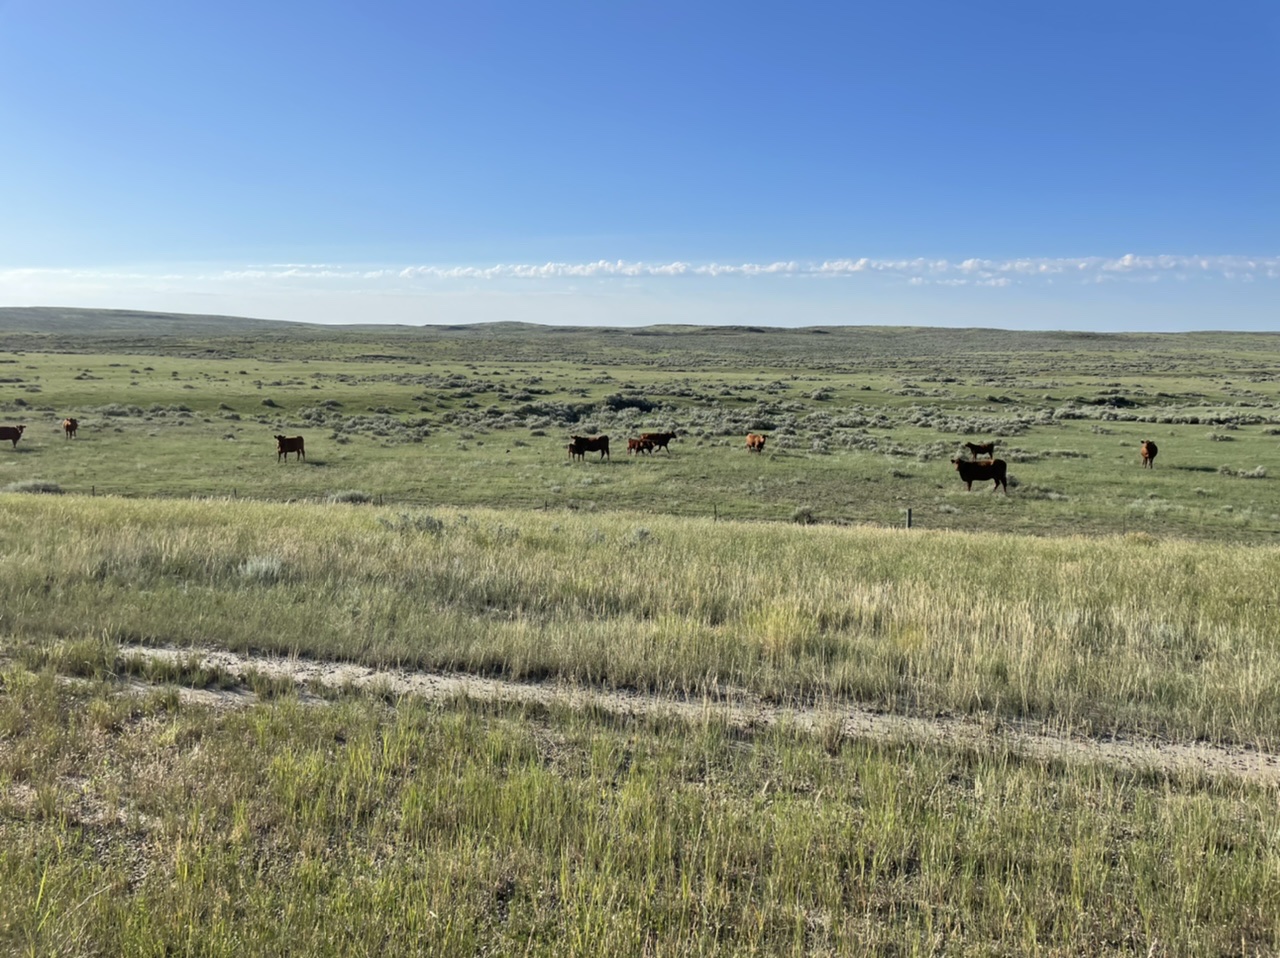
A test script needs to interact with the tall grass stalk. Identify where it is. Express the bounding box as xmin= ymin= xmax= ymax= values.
xmin=4 ymin=495 xmax=1280 ymax=745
